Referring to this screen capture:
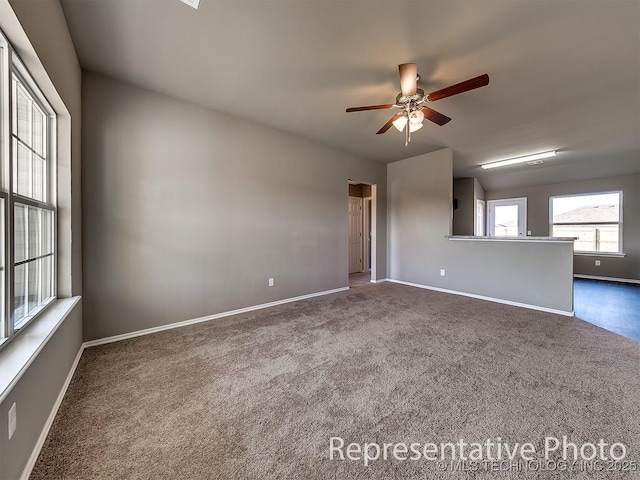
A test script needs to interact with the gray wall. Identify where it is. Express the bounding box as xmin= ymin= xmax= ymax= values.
xmin=0 ymin=1 xmax=83 ymax=479
xmin=474 ymin=178 xmax=485 ymax=202
xmin=486 ymin=174 xmax=640 ymax=280
xmin=388 ymin=148 xmax=574 ymax=313
xmin=83 ymin=72 xmax=387 ymax=341
xmin=453 ymin=178 xmax=474 ymax=235
xmin=453 ymin=178 xmax=486 ymax=236
xmin=388 ymin=149 xmax=454 ymax=283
